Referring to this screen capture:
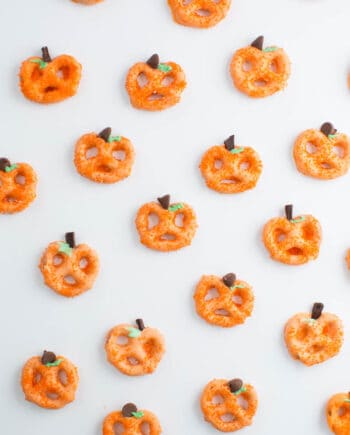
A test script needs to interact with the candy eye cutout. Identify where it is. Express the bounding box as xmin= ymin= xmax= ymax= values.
xmin=214 ymin=159 xmax=223 ymax=169
xmin=58 ymin=369 xmax=68 ymax=386
xmin=239 ymin=161 xmax=250 ymax=170
xmin=332 ymin=145 xmax=345 ymax=158
xmin=161 ymin=75 xmax=174 ymax=86
xmin=15 ymin=174 xmax=26 ymax=185
xmin=205 ymin=288 xmax=219 ymax=301
xmin=242 ymin=61 xmax=252 ymax=72
xmin=175 ymin=213 xmax=184 ymax=227
xmin=112 ymin=150 xmax=126 ymax=161
xmin=137 ymin=73 xmax=148 ymax=88
xmin=113 ymin=422 xmax=125 ymax=435
xmin=237 ymin=396 xmax=248 ymax=410
xmin=79 ymin=257 xmax=89 ymax=269
xmin=147 ymin=213 xmax=159 ymax=229
xmin=85 ymin=147 xmax=98 ymax=159
xmin=306 ymin=142 xmax=318 ymax=154
xmin=212 ymin=395 xmax=224 ymax=405
xmin=116 ymin=336 xmax=129 ymax=345
xmin=140 ymin=422 xmax=151 ymax=435
xmin=53 ymin=255 xmax=64 ymax=266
